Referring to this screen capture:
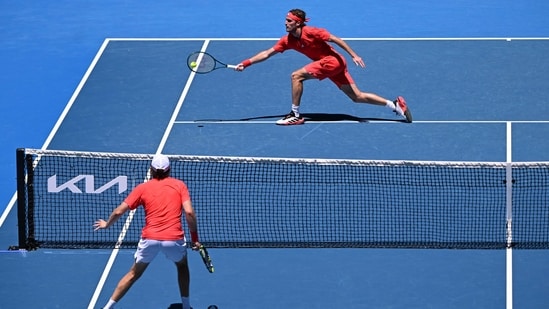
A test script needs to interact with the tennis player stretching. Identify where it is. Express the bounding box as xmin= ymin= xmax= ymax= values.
xmin=236 ymin=8 xmax=412 ymax=125
xmin=94 ymin=154 xmax=200 ymax=309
